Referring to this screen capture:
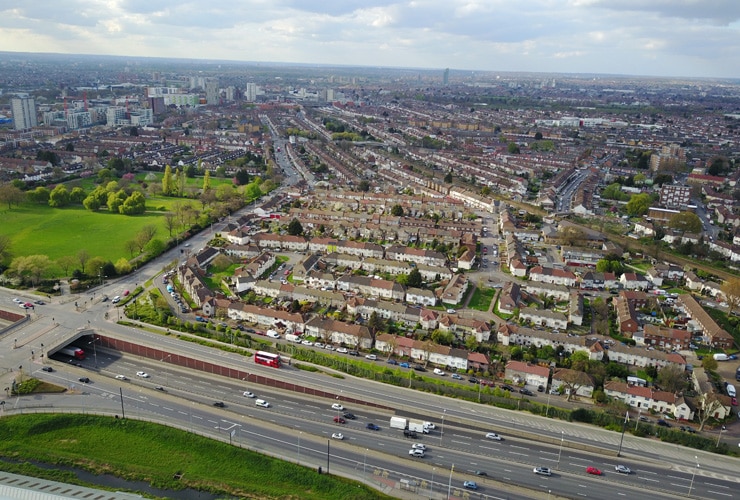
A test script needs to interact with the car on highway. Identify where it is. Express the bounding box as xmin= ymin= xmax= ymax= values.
xmin=115 ymin=374 xmax=128 ymax=380
xmin=463 ymin=481 xmax=478 ymax=490
xmin=485 ymin=432 xmax=503 ymax=440
xmin=331 ymin=403 xmax=344 ymax=411
xmin=343 ymin=412 xmax=356 ymax=420
xmin=366 ymin=423 xmax=380 ymax=431
xmin=243 ymin=391 xmax=255 ymax=398
xmin=213 ymin=401 xmax=226 ymax=408
xmin=136 ymin=371 xmax=150 ymax=378
xmin=411 ymin=443 xmax=426 ymax=451
xmin=333 ymin=416 xmax=346 ymax=424
xmin=365 ymin=354 xmax=377 ymax=360
xmin=78 ymin=377 xmax=90 ymax=384
xmin=533 ymin=467 xmax=551 ymax=476
xmin=255 ymin=399 xmax=270 ymax=407
xmin=586 ymin=466 xmax=602 ymax=475
xmin=331 ymin=433 xmax=344 ymax=440
xmin=615 ymin=465 xmax=631 ymax=474
xmin=474 ymin=470 xmax=487 ymax=476
xmin=408 ymin=448 xmax=425 ymax=458
xmin=41 ymin=366 xmax=54 ymax=372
